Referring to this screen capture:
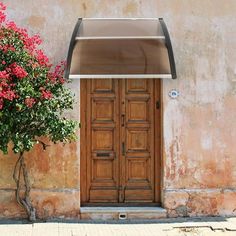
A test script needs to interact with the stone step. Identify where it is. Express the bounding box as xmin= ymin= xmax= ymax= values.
xmin=80 ymin=207 xmax=167 ymax=221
